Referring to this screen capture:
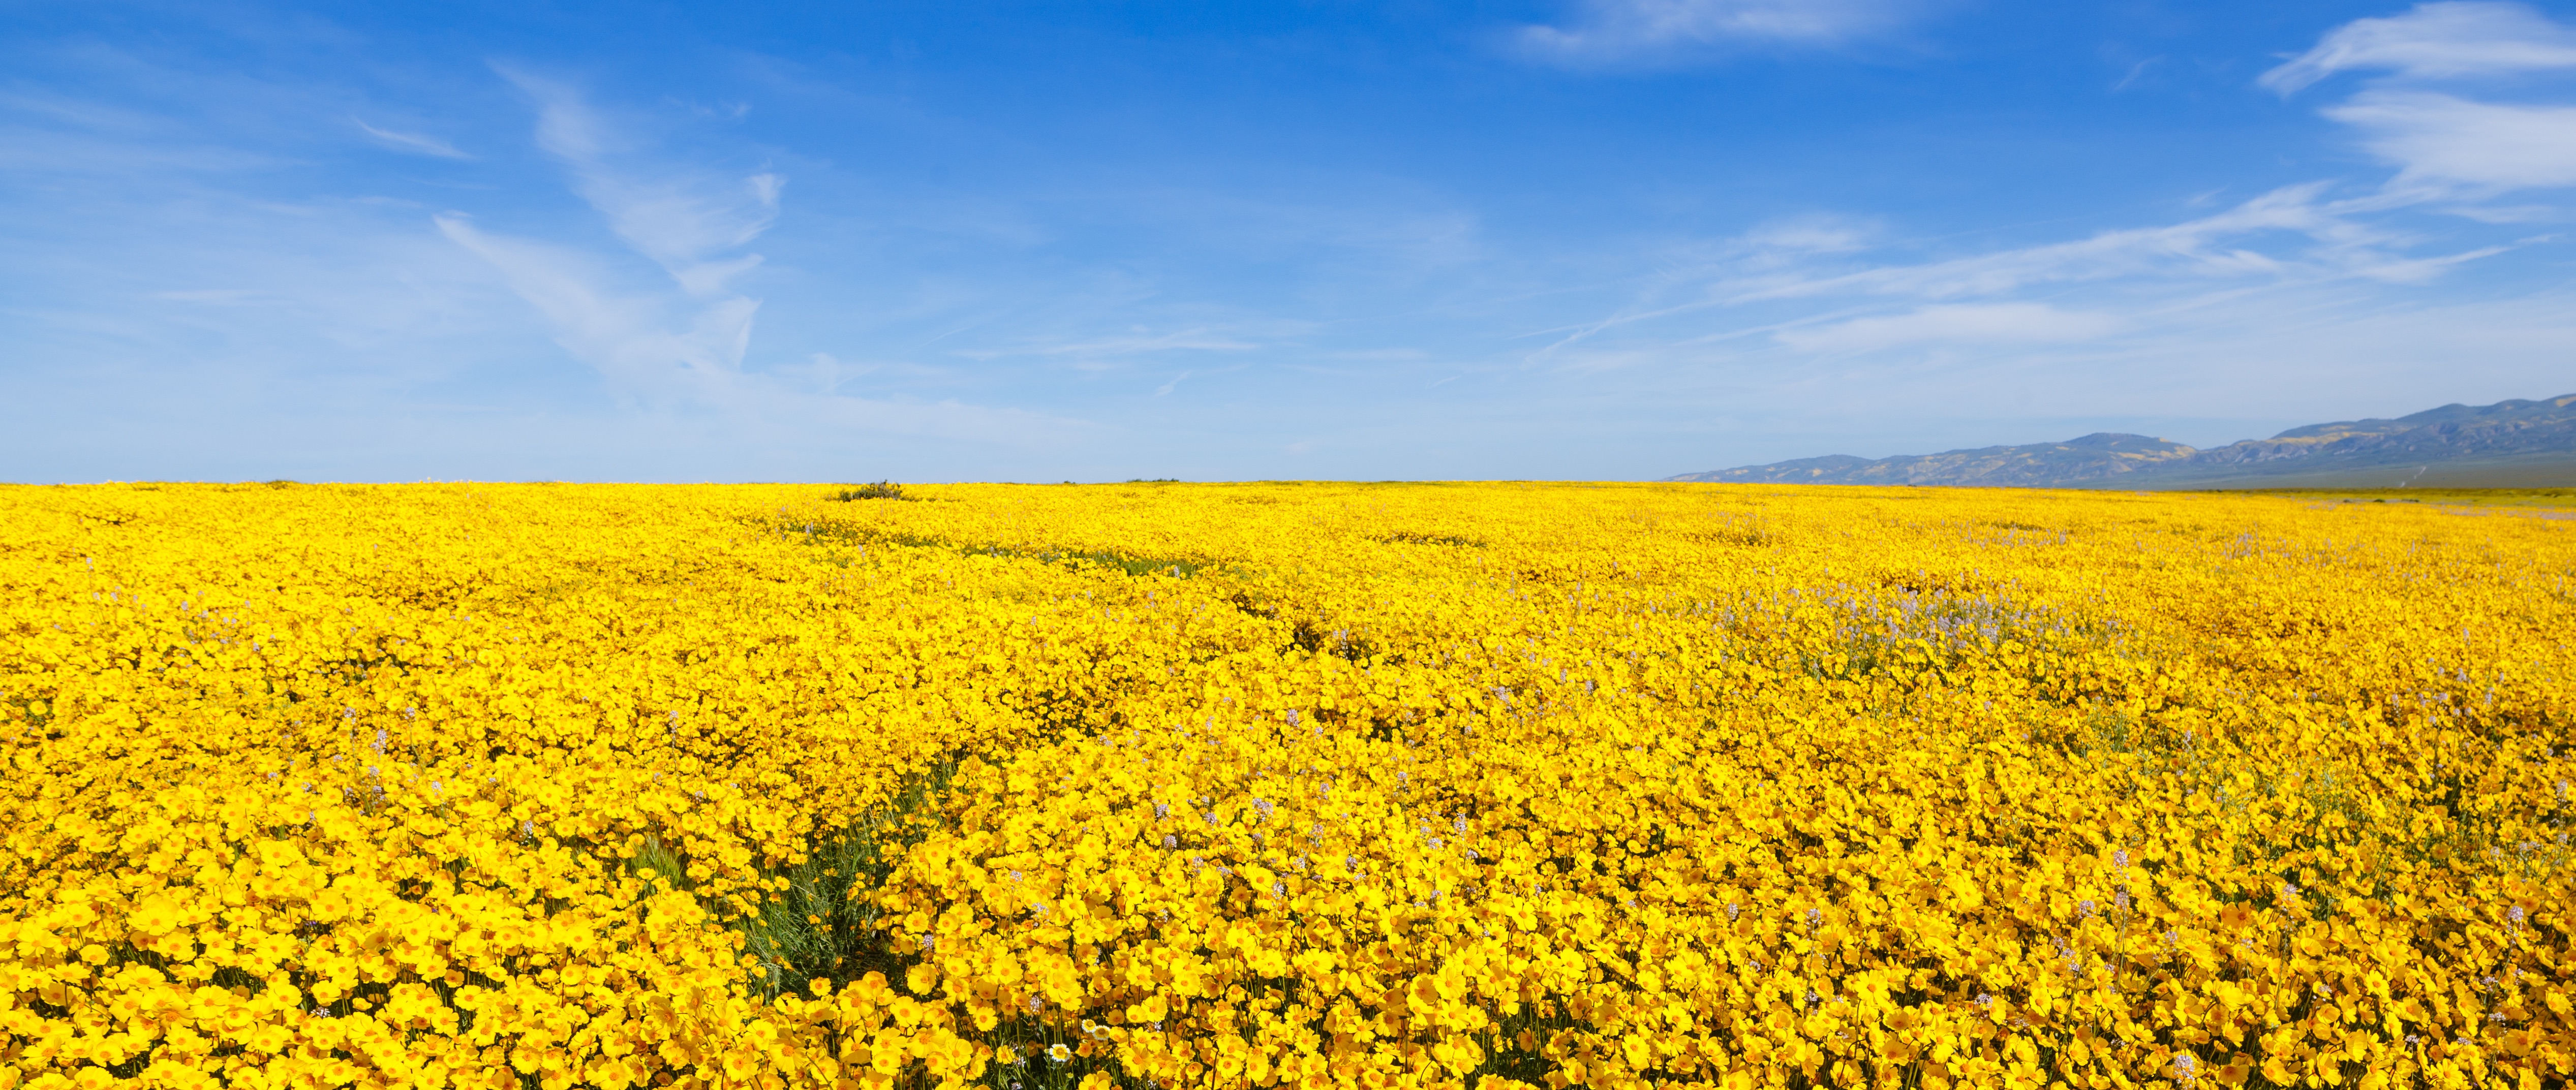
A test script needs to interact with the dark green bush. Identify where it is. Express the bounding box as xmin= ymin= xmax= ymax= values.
xmin=830 ymin=482 xmax=908 ymax=501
